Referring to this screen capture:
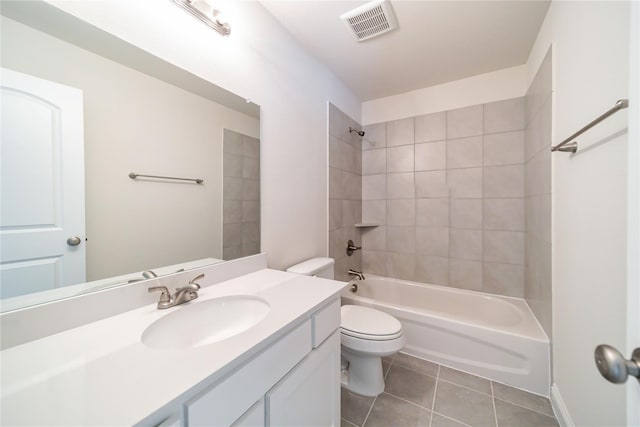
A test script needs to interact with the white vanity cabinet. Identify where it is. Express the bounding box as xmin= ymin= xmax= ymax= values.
xmin=266 ymin=331 xmax=340 ymax=426
xmin=183 ymin=299 xmax=341 ymax=427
